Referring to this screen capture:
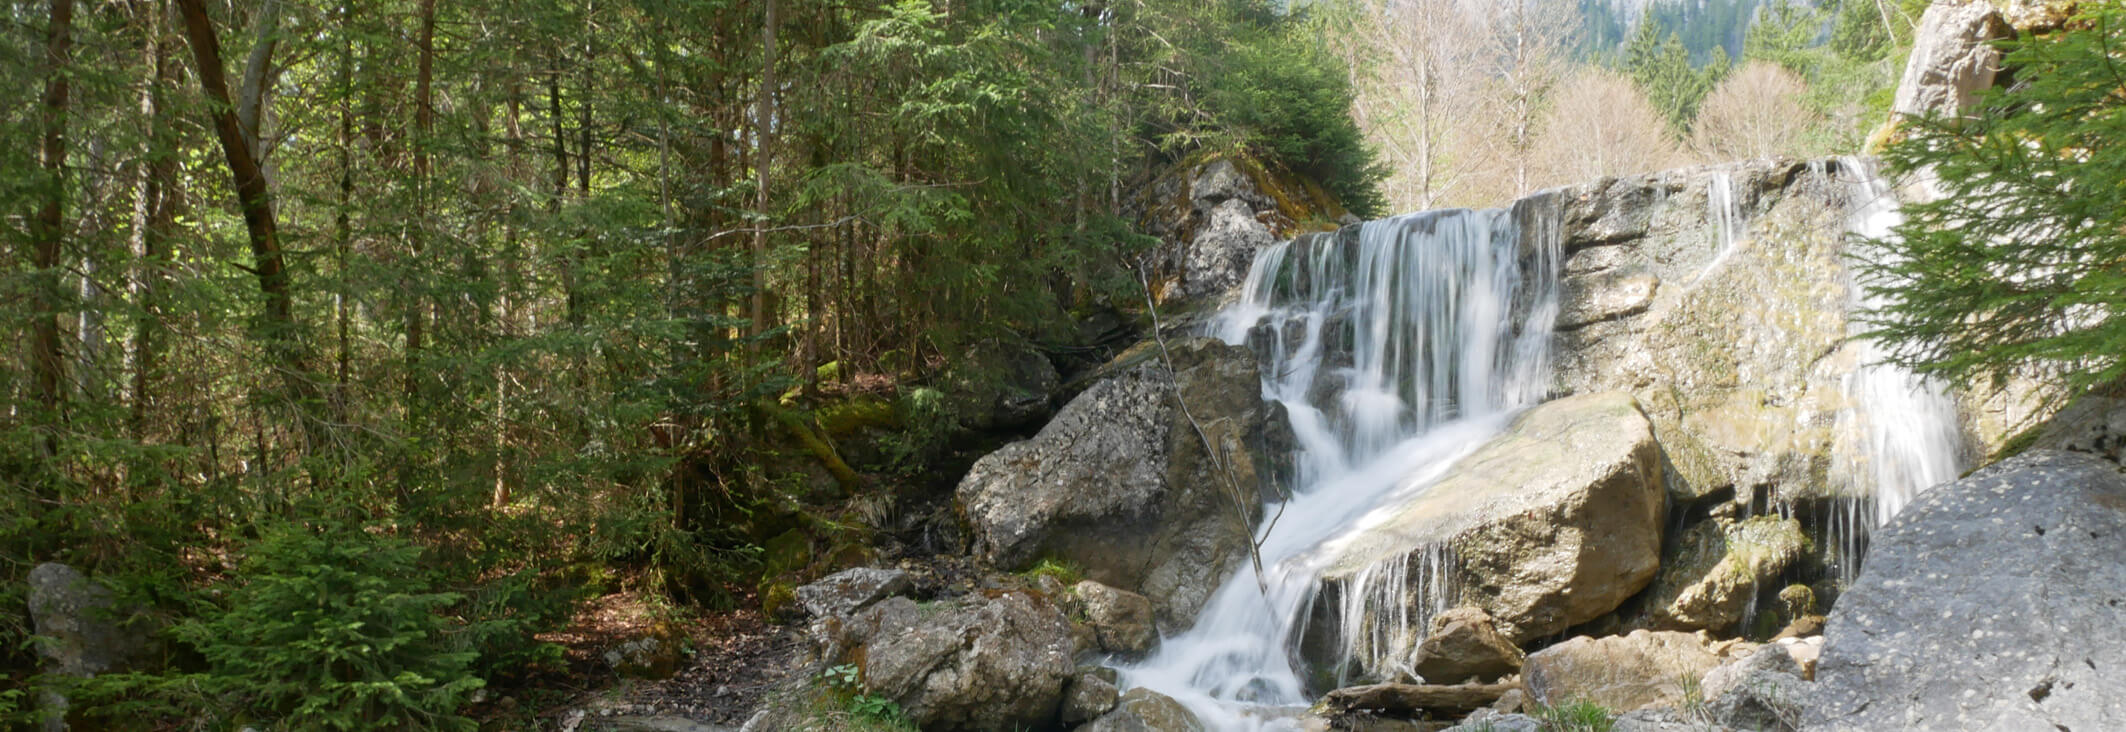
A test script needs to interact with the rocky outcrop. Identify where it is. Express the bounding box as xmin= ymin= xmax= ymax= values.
xmin=1891 ymin=0 xmax=2014 ymax=120
xmin=794 ymin=567 xmax=912 ymax=619
xmin=817 ymin=591 xmax=1076 ymax=731
xmin=1135 ymin=155 xmax=1355 ymax=307
xmin=1411 ymin=607 xmax=1524 ymax=684
xmin=1308 ymin=391 xmax=1667 ymax=657
xmin=1549 ymin=161 xmax=1862 ymax=504
xmin=958 ymin=337 xmax=1289 ymax=628
xmin=1807 ymin=450 xmax=2126 ymax=732
xmin=1638 ymin=515 xmax=1809 ymax=633
xmin=1522 ymin=630 xmax=1722 ymax=712
xmin=1069 ymin=581 xmax=1159 ymax=658
xmin=2025 ymin=385 xmax=2126 ymax=465
xmin=1075 ymin=687 xmax=1204 ymax=732
xmin=1699 ymin=644 xmax=1810 ymax=732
